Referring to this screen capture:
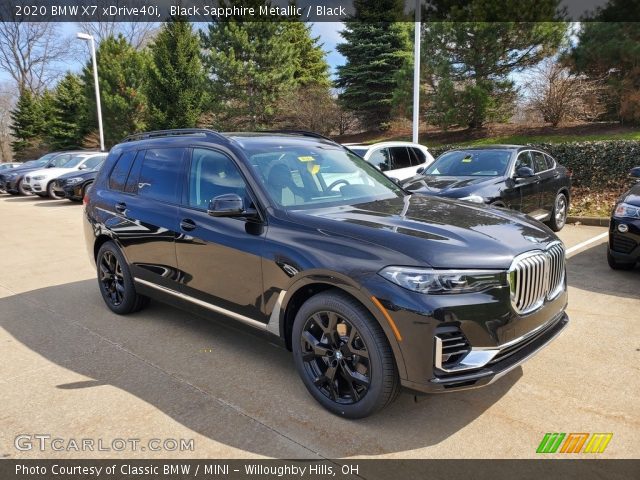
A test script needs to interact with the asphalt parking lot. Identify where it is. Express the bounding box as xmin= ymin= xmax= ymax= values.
xmin=0 ymin=194 xmax=638 ymax=460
